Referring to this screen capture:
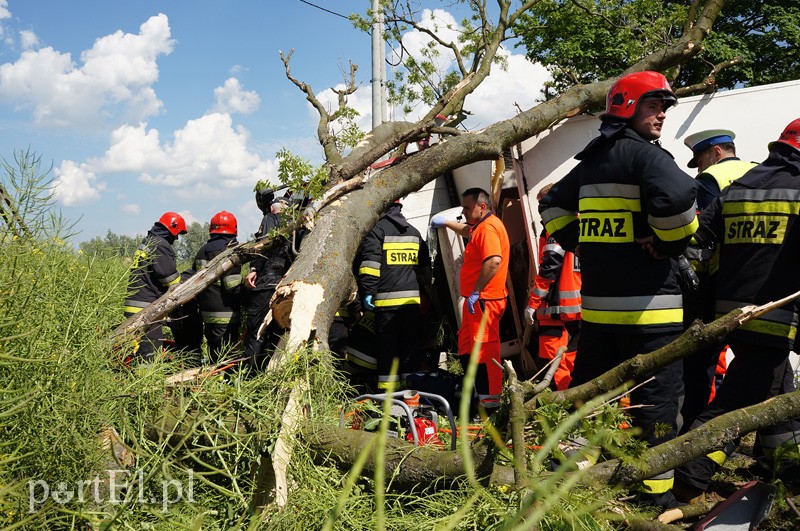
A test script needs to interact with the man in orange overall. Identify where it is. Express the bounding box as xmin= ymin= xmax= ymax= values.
xmin=431 ymin=187 xmax=510 ymax=412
